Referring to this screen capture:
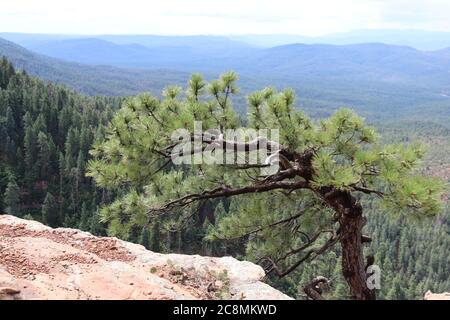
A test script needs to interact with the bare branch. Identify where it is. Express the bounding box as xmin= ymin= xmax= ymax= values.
xmin=261 ymin=231 xmax=341 ymax=278
xmin=352 ymin=185 xmax=384 ymax=197
xmin=361 ymin=235 xmax=372 ymax=243
xmin=220 ymin=163 xmax=270 ymax=170
xmin=147 ymin=179 xmax=310 ymax=216
xmin=213 ymin=210 xmax=309 ymax=241
xmin=304 ymin=276 xmax=330 ymax=300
